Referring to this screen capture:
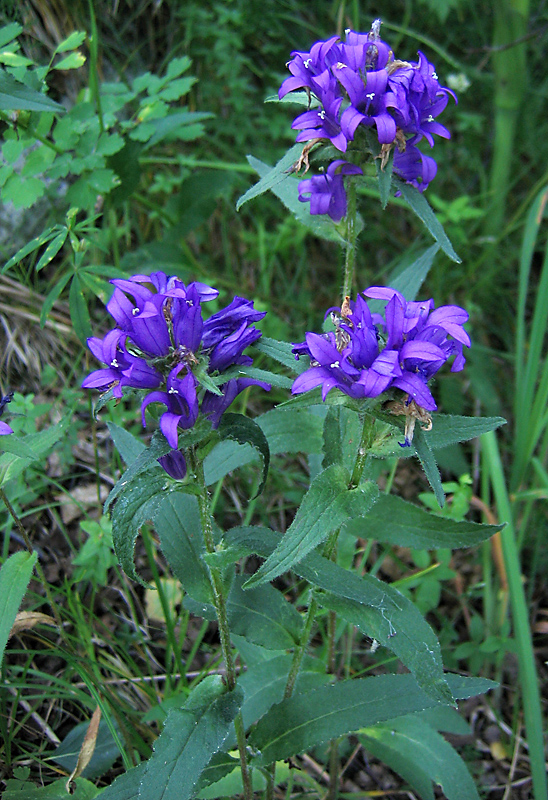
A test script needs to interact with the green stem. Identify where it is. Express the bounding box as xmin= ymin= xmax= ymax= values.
xmin=349 ymin=413 xmax=376 ymax=489
xmin=193 ymin=455 xmax=253 ymax=800
xmin=342 ymin=180 xmax=357 ymax=303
